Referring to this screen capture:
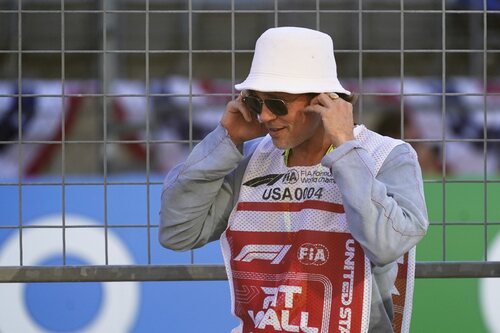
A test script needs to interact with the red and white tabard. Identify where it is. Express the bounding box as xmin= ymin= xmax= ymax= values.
xmin=219 ymin=129 xmax=399 ymax=333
